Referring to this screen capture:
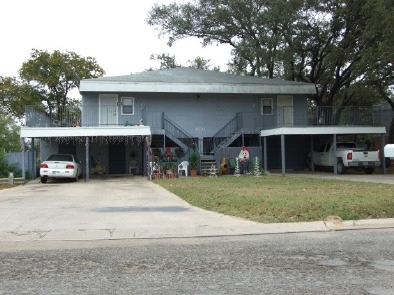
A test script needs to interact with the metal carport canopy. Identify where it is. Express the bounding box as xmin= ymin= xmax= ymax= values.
xmin=19 ymin=126 xmax=151 ymax=182
xmin=260 ymin=126 xmax=387 ymax=176
xmin=20 ymin=126 xmax=151 ymax=138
